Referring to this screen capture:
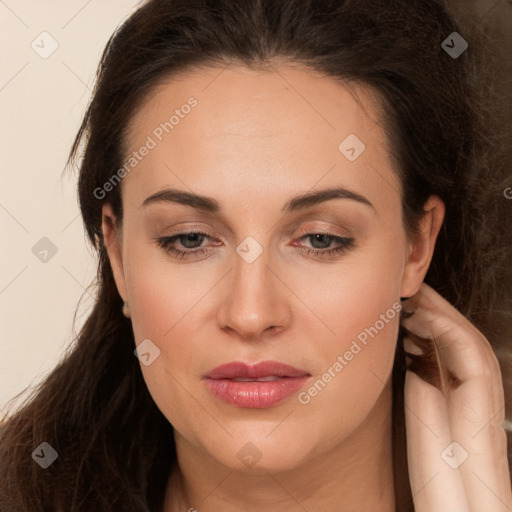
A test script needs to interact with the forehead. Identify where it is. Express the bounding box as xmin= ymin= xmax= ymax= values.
xmin=121 ymin=63 xmax=400 ymax=216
